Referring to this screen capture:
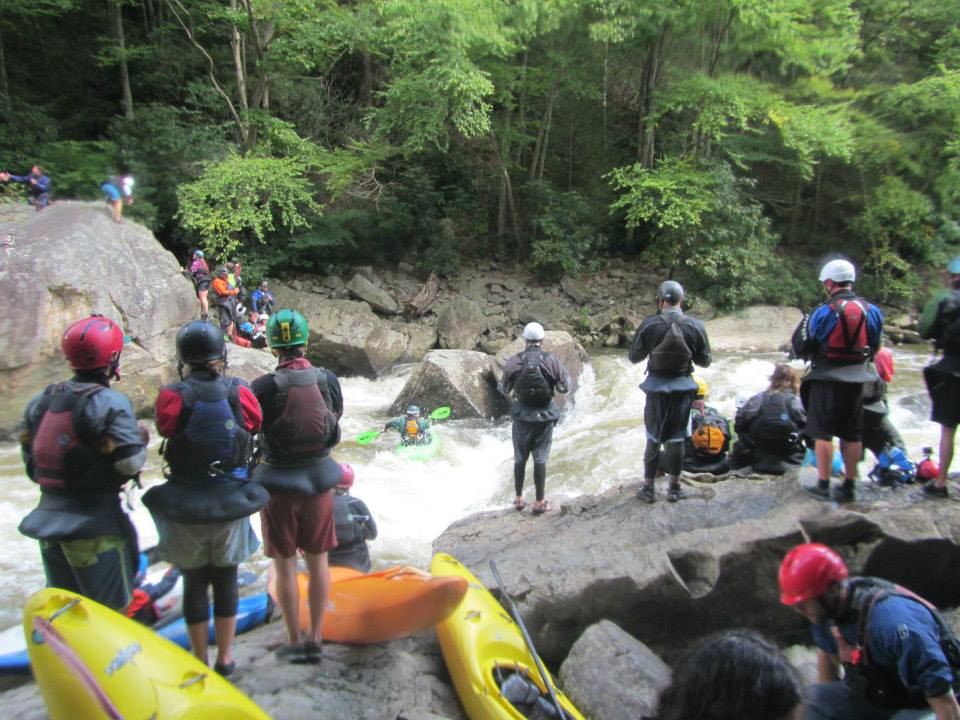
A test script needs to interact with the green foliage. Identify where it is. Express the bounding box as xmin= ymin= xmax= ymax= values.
xmin=38 ymin=141 xmax=116 ymax=199
xmin=528 ymin=181 xmax=604 ymax=280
